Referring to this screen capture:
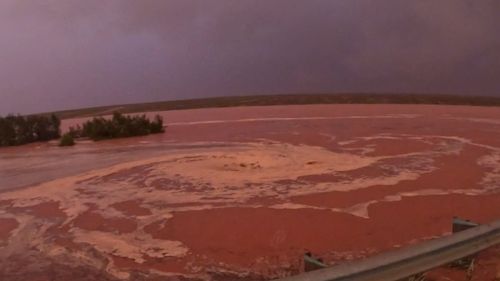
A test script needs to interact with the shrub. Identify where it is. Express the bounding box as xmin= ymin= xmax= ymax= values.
xmin=0 ymin=114 xmax=60 ymax=147
xmin=69 ymin=112 xmax=165 ymax=141
xmin=59 ymin=133 xmax=75 ymax=147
